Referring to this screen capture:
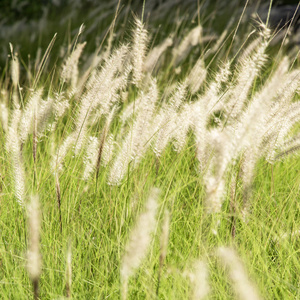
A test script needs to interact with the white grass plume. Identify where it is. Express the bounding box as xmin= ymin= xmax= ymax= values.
xmin=0 ymin=101 xmax=8 ymax=132
xmin=225 ymin=34 xmax=269 ymax=120
xmin=10 ymin=43 xmax=19 ymax=89
xmin=83 ymin=136 xmax=99 ymax=180
xmin=6 ymin=108 xmax=25 ymax=205
xmin=61 ymin=41 xmax=86 ymax=90
xmin=120 ymin=187 xmax=159 ymax=300
xmin=204 ymin=175 xmax=226 ymax=214
xmin=52 ymin=132 xmax=77 ymax=174
xmin=186 ymin=57 xmax=206 ymax=94
xmin=82 ymin=106 xmax=116 ymax=180
xmin=217 ymin=247 xmax=261 ymax=300
xmin=107 ymin=137 xmax=131 ymax=185
xmin=203 ymin=61 xmax=231 ymax=112
xmin=11 ymin=55 xmax=19 ymax=89
xmin=36 ymin=96 xmax=55 ymax=137
xmin=172 ymin=104 xmax=192 ymax=152
xmin=187 ymin=261 xmax=210 ymax=300
xmin=143 ymin=36 xmax=173 ymax=73
xmin=10 ymin=46 xmax=20 ymax=109
xmin=130 ymin=78 xmax=158 ymax=161
xmin=66 ymin=240 xmax=72 ymax=298
xmin=108 ymin=79 xmax=158 ymax=185
xmin=27 ymin=195 xmax=42 ymax=296
xmin=19 ymin=88 xmax=43 ymax=143
xmin=74 ymin=44 xmax=129 ymax=154
xmin=154 ymin=82 xmax=187 ymax=157
xmin=101 ymin=133 xmax=115 ymax=167
xmin=173 ymin=25 xmax=202 ymax=66
xmin=233 ymin=58 xmax=296 ymax=206
xmin=191 ymin=62 xmax=231 ymax=171
xmin=131 ymin=17 xmax=148 ymax=85
xmin=203 ymin=128 xmax=236 ymax=213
